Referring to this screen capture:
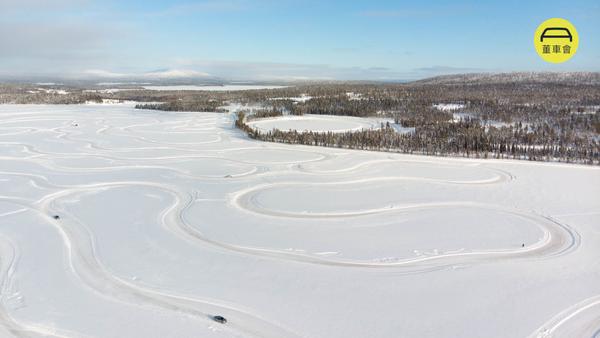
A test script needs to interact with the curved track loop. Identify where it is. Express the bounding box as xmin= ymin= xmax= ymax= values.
xmin=527 ymin=295 xmax=600 ymax=338
xmin=0 ymin=190 xmax=302 ymax=338
xmin=8 ymin=173 xmax=577 ymax=271
xmin=207 ymin=200 xmax=578 ymax=268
